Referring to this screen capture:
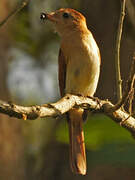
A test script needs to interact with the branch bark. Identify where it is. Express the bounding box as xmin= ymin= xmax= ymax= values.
xmin=0 ymin=94 xmax=135 ymax=134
